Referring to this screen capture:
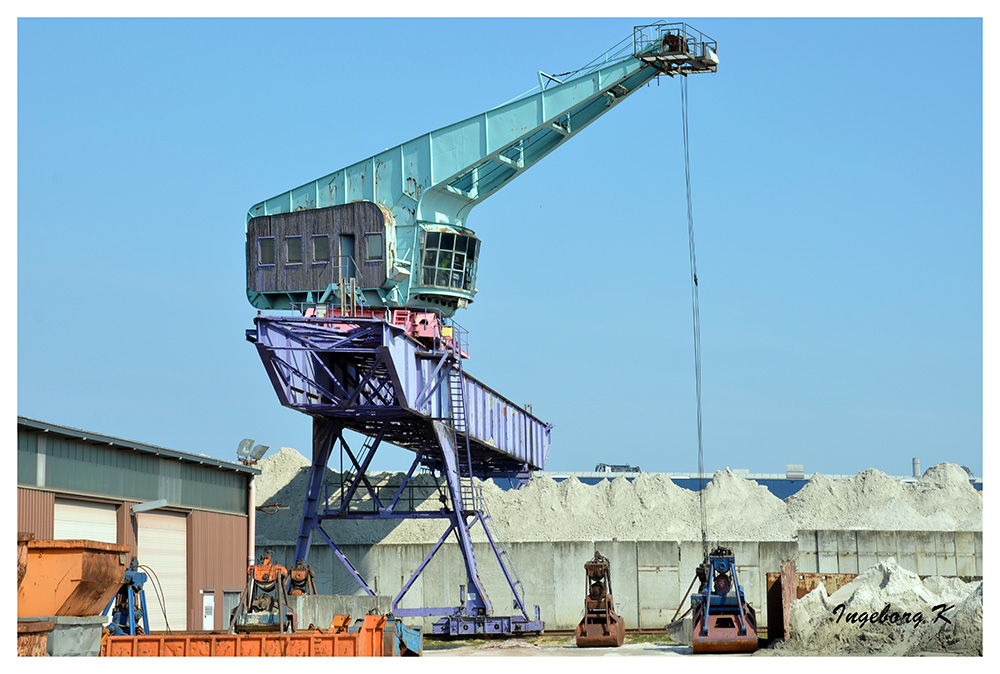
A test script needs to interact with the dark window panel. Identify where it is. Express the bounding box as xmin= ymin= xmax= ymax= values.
xmin=286 ymin=237 xmax=303 ymax=264
xmin=259 ymin=238 xmax=275 ymax=265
